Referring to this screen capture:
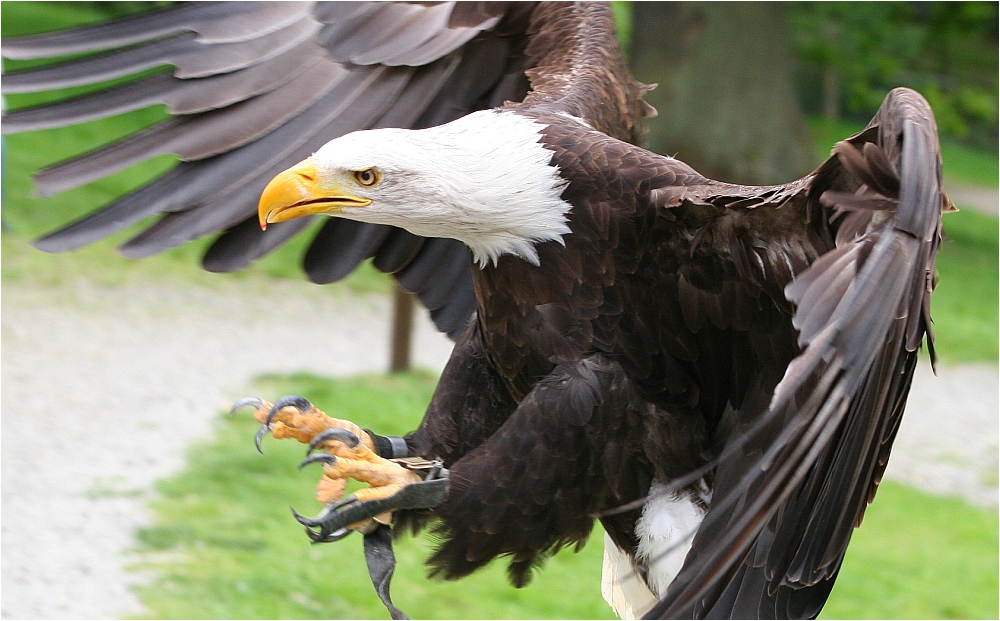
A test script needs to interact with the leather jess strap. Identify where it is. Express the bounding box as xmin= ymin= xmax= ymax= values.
xmin=359 ymin=463 xmax=449 ymax=620
xmin=364 ymin=524 xmax=409 ymax=620
xmin=367 ymin=431 xmax=410 ymax=459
